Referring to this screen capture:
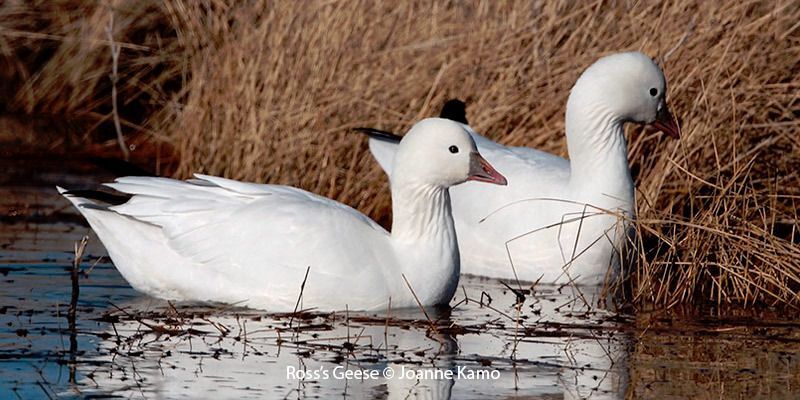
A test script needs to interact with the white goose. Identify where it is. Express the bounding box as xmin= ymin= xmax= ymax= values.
xmin=59 ymin=118 xmax=507 ymax=312
xmin=361 ymin=52 xmax=680 ymax=286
